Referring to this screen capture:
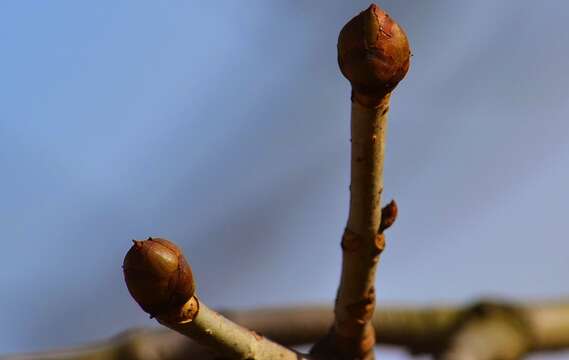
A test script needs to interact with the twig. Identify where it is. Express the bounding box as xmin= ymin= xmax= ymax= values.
xmin=161 ymin=298 xmax=308 ymax=360
xmin=122 ymin=238 xmax=309 ymax=360
xmin=4 ymin=300 xmax=569 ymax=360
xmin=312 ymin=4 xmax=411 ymax=359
